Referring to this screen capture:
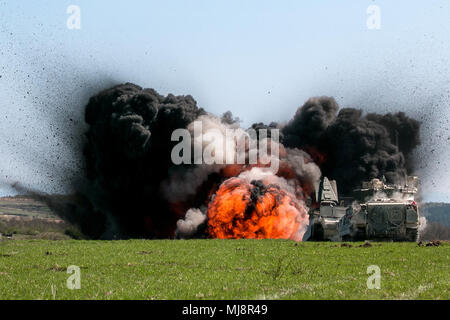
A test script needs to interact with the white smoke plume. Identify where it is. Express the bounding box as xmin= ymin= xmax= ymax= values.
xmin=284 ymin=148 xmax=322 ymax=184
xmin=175 ymin=208 xmax=207 ymax=239
xmin=161 ymin=113 xmax=274 ymax=202
xmin=418 ymin=216 xmax=428 ymax=235
xmin=238 ymin=167 xmax=297 ymax=195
